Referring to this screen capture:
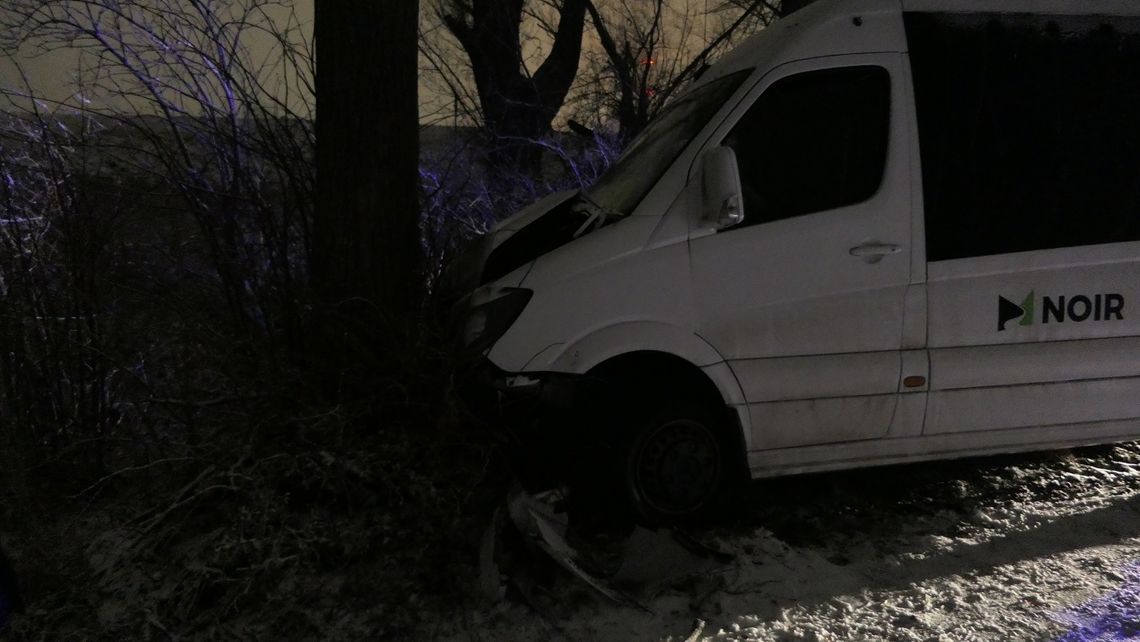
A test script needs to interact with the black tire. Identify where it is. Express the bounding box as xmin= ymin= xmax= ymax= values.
xmin=623 ymin=400 xmax=734 ymax=523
